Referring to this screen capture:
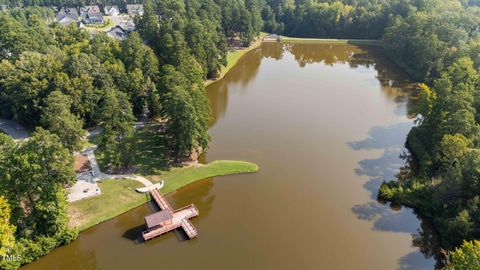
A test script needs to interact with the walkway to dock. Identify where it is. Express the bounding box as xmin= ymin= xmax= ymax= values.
xmin=151 ymin=189 xmax=173 ymax=210
xmin=142 ymin=189 xmax=199 ymax=241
